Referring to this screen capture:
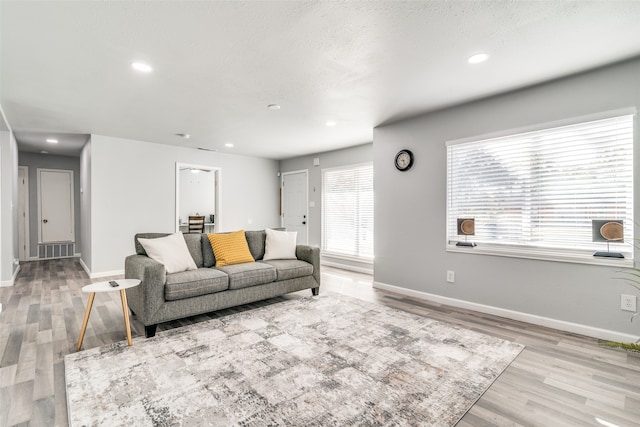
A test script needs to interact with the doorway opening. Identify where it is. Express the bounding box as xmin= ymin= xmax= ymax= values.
xmin=175 ymin=163 xmax=220 ymax=233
